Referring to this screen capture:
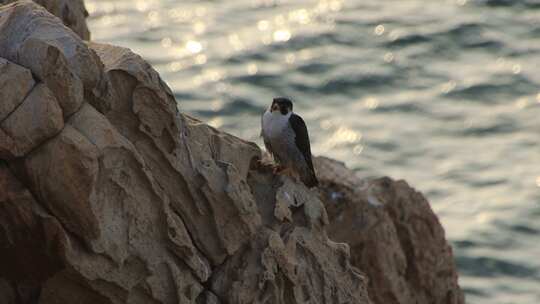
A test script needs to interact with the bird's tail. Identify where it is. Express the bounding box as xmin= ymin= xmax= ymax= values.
xmin=302 ymin=169 xmax=319 ymax=188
